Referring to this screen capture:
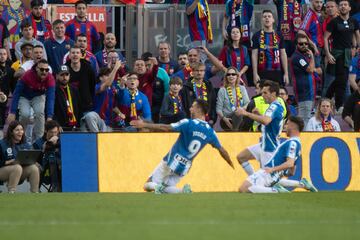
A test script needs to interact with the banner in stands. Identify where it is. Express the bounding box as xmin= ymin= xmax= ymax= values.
xmin=55 ymin=6 xmax=107 ymax=33
xmin=61 ymin=133 xmax=360 ymax=192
